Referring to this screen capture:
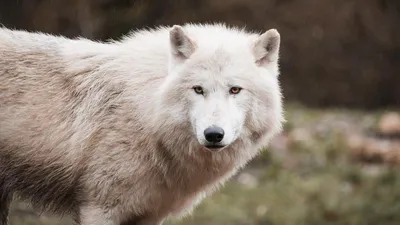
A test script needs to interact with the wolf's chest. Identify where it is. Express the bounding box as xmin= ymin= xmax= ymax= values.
xmin=161 ymin=165 xmax=239 ymax=217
